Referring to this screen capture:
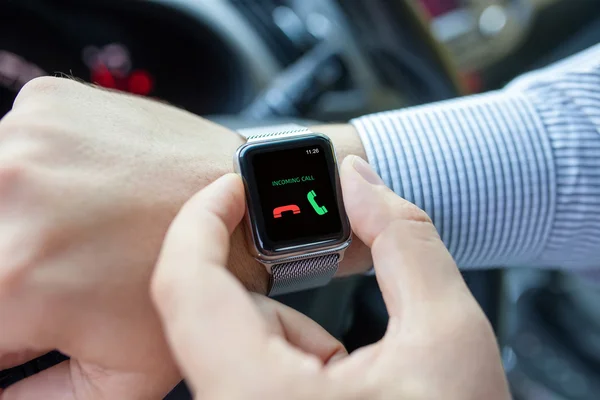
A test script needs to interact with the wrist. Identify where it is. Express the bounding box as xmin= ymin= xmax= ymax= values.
xmin=228 ymin=226 xmax=270 ymax=295
xmin=175 ymin=123 xmax=270 ymax=293
xmin=199 ymin=127 xmax=270 ymax=294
